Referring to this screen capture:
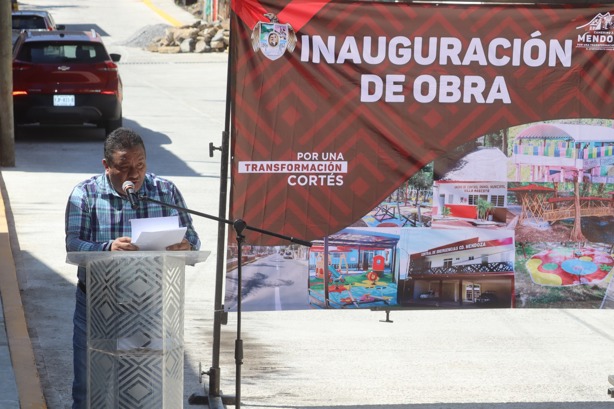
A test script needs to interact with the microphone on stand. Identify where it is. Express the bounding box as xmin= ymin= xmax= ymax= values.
xmin=122 ymin=181 xmax=140 ymax=209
